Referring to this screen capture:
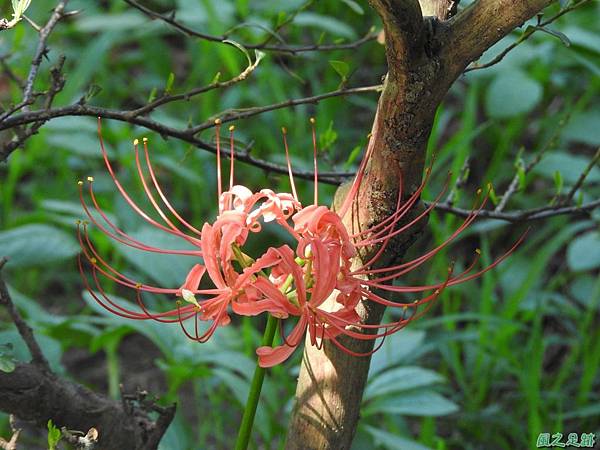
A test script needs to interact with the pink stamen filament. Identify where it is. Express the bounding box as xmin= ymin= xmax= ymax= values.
xmin=282 ymin=128 xmax=299 ymax=202
xmin=142 ymin=140 xmax=204 ymax=236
